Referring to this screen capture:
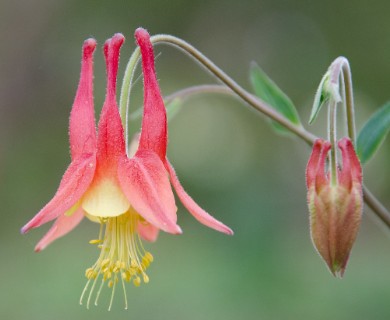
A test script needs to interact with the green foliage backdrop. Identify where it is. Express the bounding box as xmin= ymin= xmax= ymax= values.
xmin=1 ymin=0 xmax=390 ymax=319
